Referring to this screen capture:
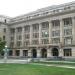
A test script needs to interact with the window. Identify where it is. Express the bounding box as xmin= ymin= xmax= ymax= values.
xmin=63 ymin=18 xmax=72 ymax=26
xmin=42 ymin=31 xmax=49 ymax=37
xmin=24 ymin=26 xmax=30 ymax=33
xmin=25 ymin=34 xmax=30 ymax=39
xmin=17 ymin=27 xmax=22 ymax=32
xmin=10 ymin=28 xmax=15 ymax=34
xmin=17 ymin=35 xmax=22 ymax=40
xmin=10 ymin=37 xmax=14 ymax=41
xmin=52 ymin=38 xmax=60 ymax=44
xmin=15 ymin=50 xmax=20 ymax=56
xmin=52 ymin=20 xmax=60 ymax=28
xmin=9 ymin=50 xmax=13 ymax=56
xmin=42 ymin=22 xmax=49 ymax=29
xmin=33 ymin=33 xmax=39 ymax=38
xmin=17 ymin=41 xmax=22 ymax=47
xmin=10 ymin=42 xmax=14 ymax=48
xmin=23 ymin=50 xmax=28 ymax=57
xmin=24 ymin=41 xmax=30 ymax=46
xmin=64 ymin=48 xmax=72 ymax=56
xmin=52 ymin=30 xmax=60 ymax=37
xmin=32 ymin=40 xmax=39 ymax=45
xmin=42 ymin=39 xmax=49 ymax=44
xmin=3 ymin=28 xmax=6 ymax=33
xmin=33 ymin=24 xmax=39 ymax=32
xmin=4 ymin=19 xmax=7 ymax=23
xmin=64 ymin=38 xmax=72 ymax=45
xmin=3 ymin=36 xmax=5 ymax=40
xmin=64 ymin=29 xmax=72 ymax=35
